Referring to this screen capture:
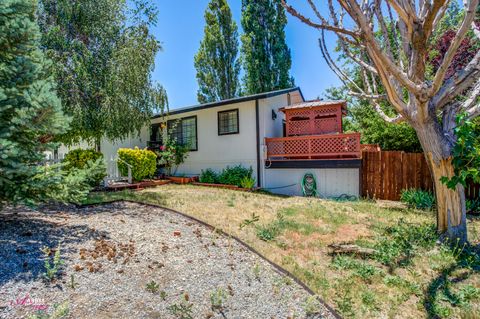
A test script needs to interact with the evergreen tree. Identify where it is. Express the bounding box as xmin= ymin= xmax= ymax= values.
xmin=241 ymin=0 xmax=294 ymax=95
xmin=0 ymin=0 xmax=97 ymax=205
xmin=194 ymin=0 xmax=240 ymax=103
